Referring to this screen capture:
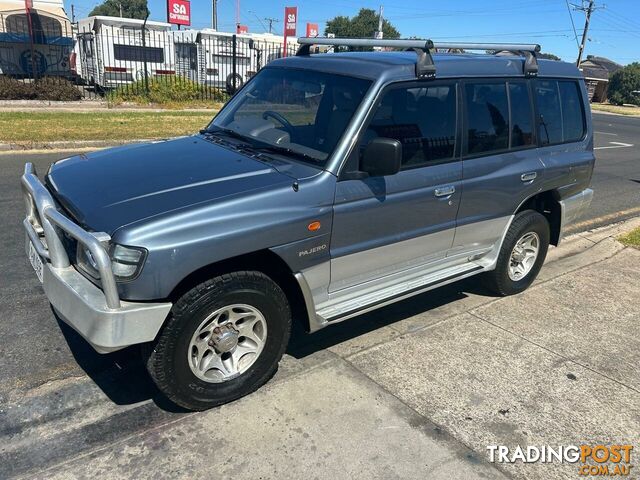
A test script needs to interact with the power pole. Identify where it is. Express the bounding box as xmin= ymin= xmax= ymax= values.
xmin=71 ymin=4 xmax=75 ymax=23
xmin=236 ymin=0 xmax=240 ymax=31
xmin=119 ymin=2 xmax=123 ymax=18
xmin=373 ymin=5 xmax=384 ymax=50
xmin=264 ymin=17 xmax=279 ymax=34
xmin=212 ymin=0 xmax=218 ymax=29
xmin=575 ymin=0 xmax=595 ymax=66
